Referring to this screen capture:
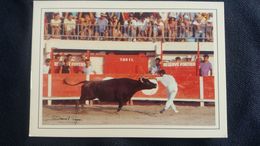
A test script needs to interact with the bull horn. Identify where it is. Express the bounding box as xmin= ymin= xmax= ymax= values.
xmin=140 ymin=77 xmax=144 ymax=83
